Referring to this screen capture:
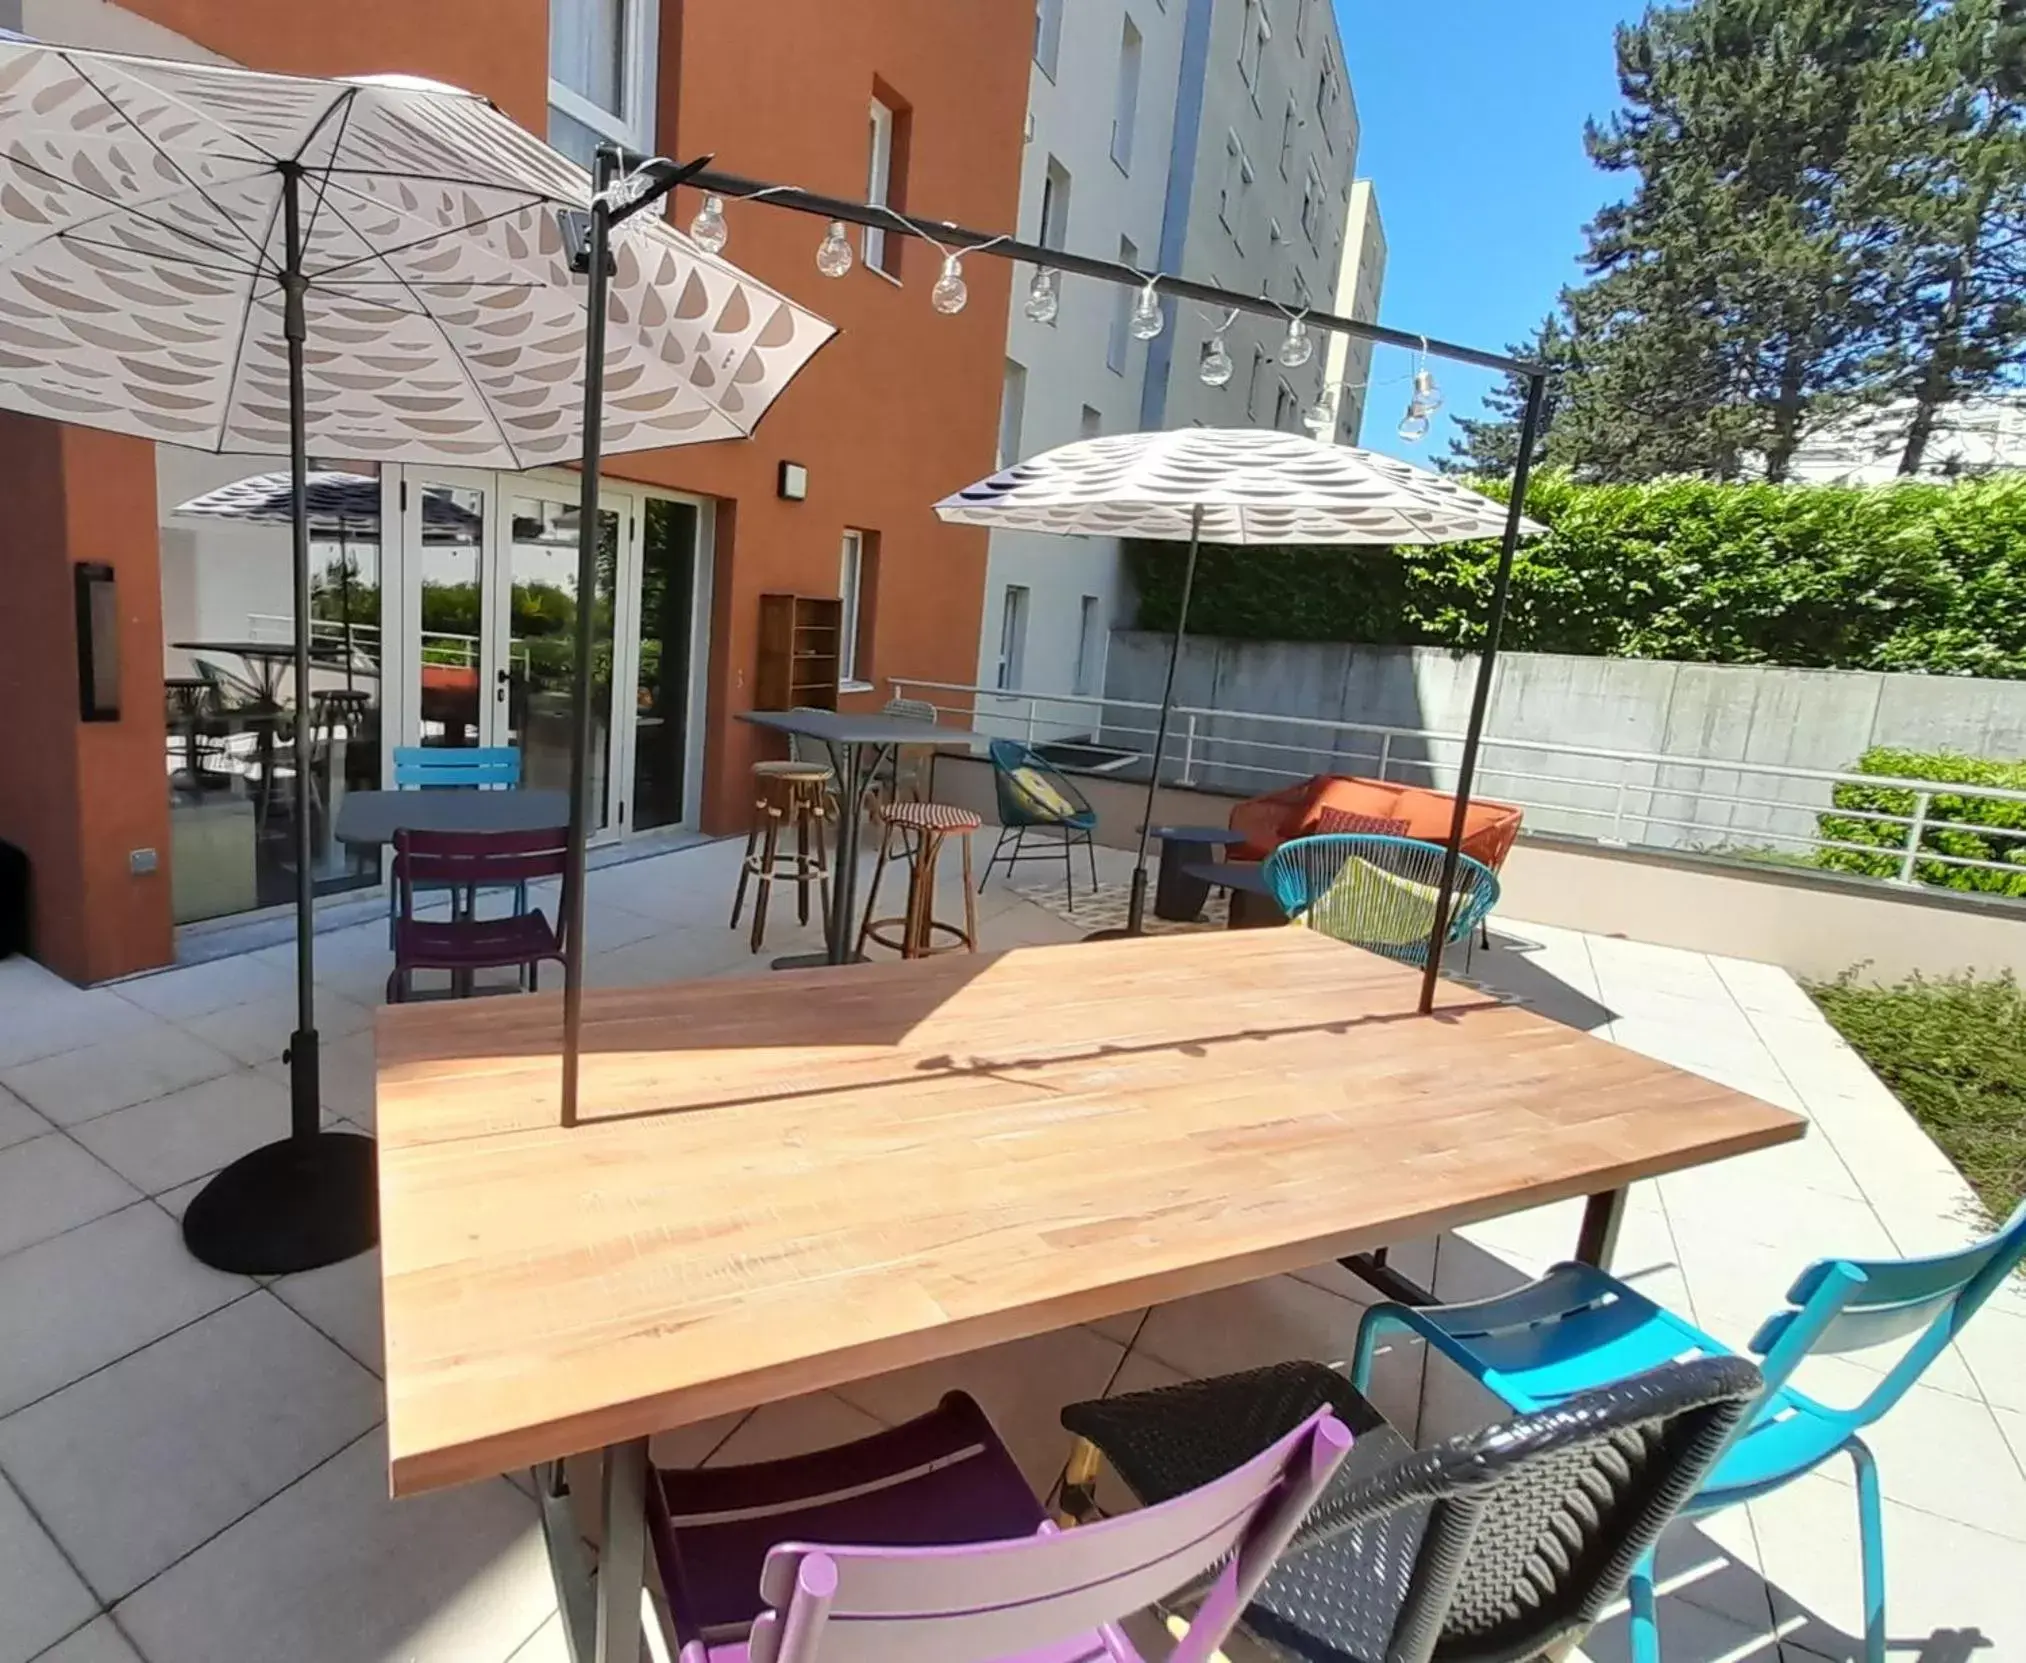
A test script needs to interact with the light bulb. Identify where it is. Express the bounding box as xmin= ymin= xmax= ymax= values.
xmin=931 ymin=253 xmax=968 ymax=314
xmin=815 ymin=221 xmax=853 ymax=277
xmin=1303 ymin=389 xmax=1337 ymax=430
xmin=1410 ymin=366 xmax=1443 ymax=413
xmin=1128 ymin=284 xmax=1164 ymax=340
xmin=1397 ymin=406 xmax=1432 ymax=443
xmin=1198 ymin=335 xmax=1234 ymax=387
xmin=688 ymin=193 xmax=727 ymax=253
xmin=1023 ymin=267 xmax=1059 ymax=324
xmin=1278 ymin=318 xmax=1314 ymax=368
